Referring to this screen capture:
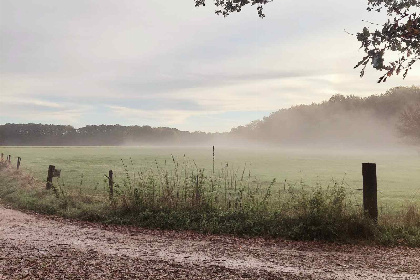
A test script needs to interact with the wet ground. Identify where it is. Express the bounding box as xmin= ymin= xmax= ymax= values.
xmin=0 ymin=205 xmax=419 ymax=279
